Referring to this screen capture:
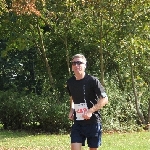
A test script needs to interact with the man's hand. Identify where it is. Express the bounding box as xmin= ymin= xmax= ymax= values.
xmin=68 ymin=108 xmax=74 ymax=120
xmin=82 ymin=109 xmax=92 ymax=120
